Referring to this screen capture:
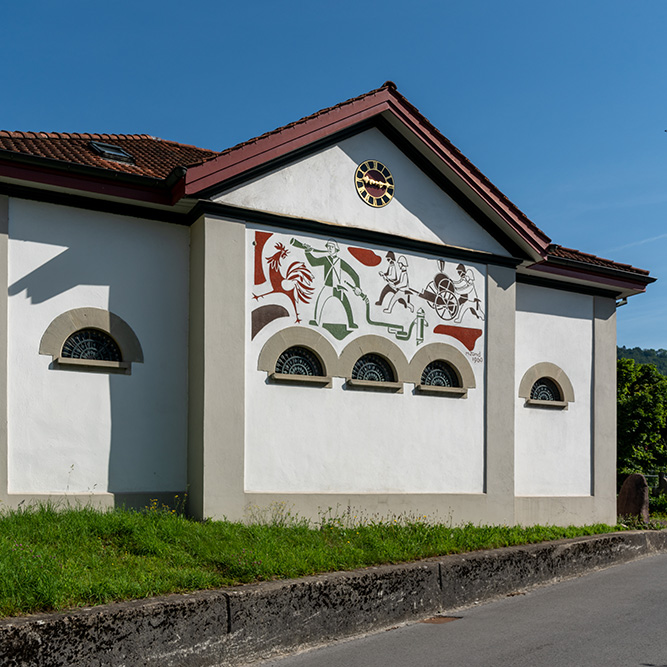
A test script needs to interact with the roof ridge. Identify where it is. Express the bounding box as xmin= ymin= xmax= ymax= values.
xmin=0 ymin=130 xmax=154 ymax=140
xmin=213 ymin=81 xmax=393 ymax=160
xmin=384 ymin=86 xmax=550 ymax=246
